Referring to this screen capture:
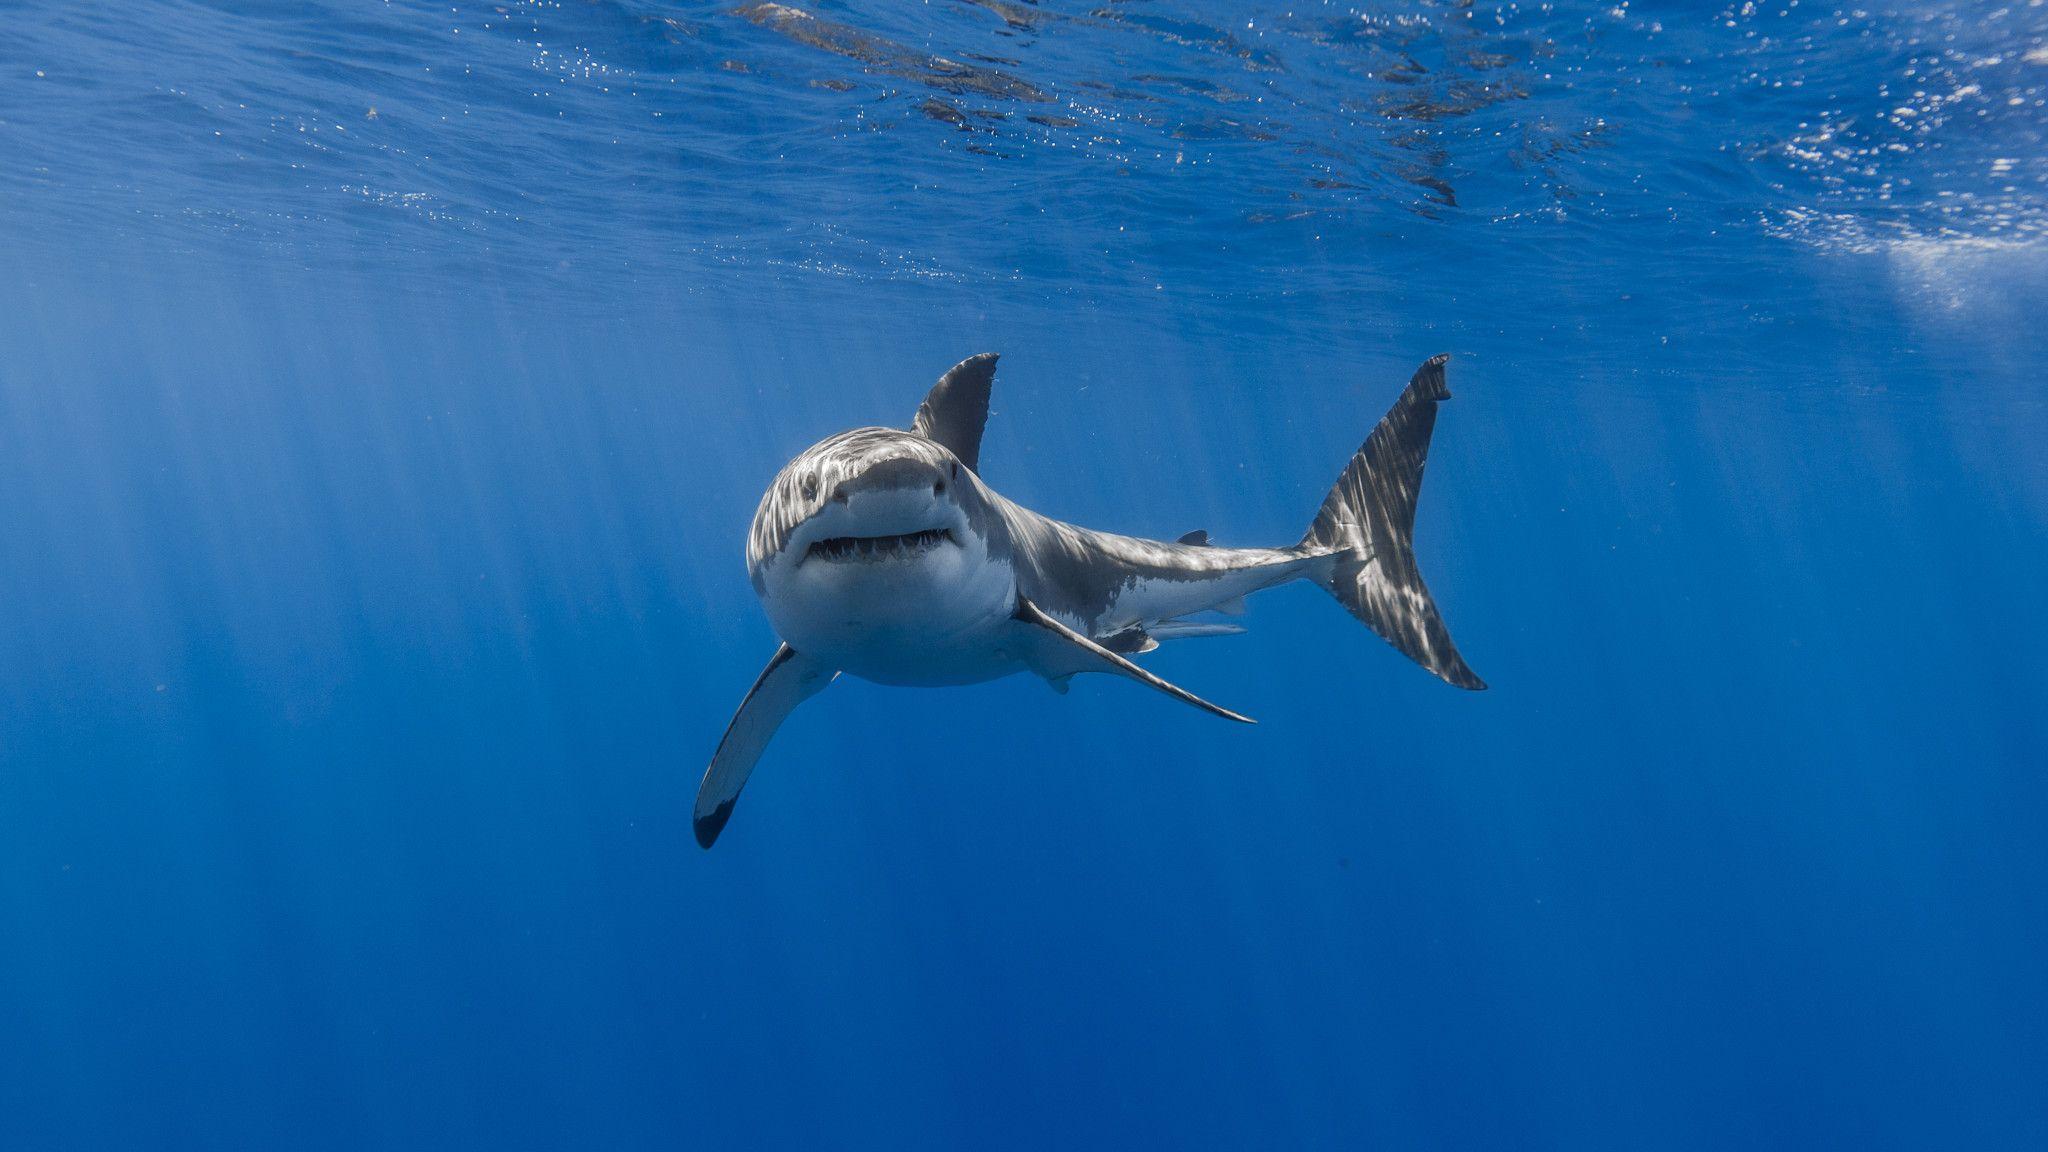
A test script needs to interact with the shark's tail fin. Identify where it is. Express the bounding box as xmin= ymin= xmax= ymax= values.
xmin=1300 ymin=354 xmax=1486 ymax=690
